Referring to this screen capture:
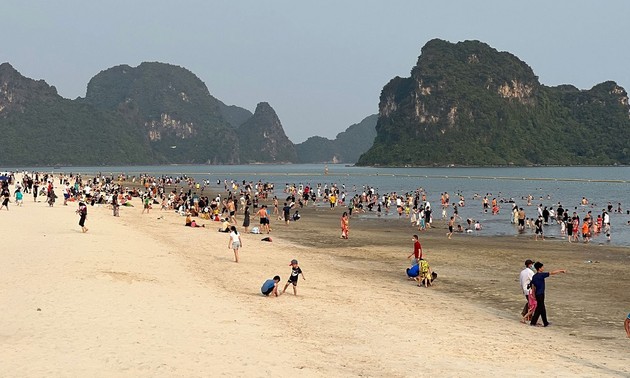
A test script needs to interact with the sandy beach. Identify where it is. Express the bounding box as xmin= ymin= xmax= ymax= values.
xmin=1 ymin=181 xmax=629 ymax=377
